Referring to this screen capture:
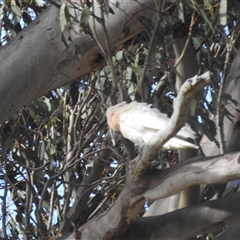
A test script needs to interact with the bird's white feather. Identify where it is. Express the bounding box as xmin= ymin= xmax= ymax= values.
xmin=107 ymin=101 xmax=198 ymax=149
xmin=120 ymin=101 xmax=169 ymax=130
